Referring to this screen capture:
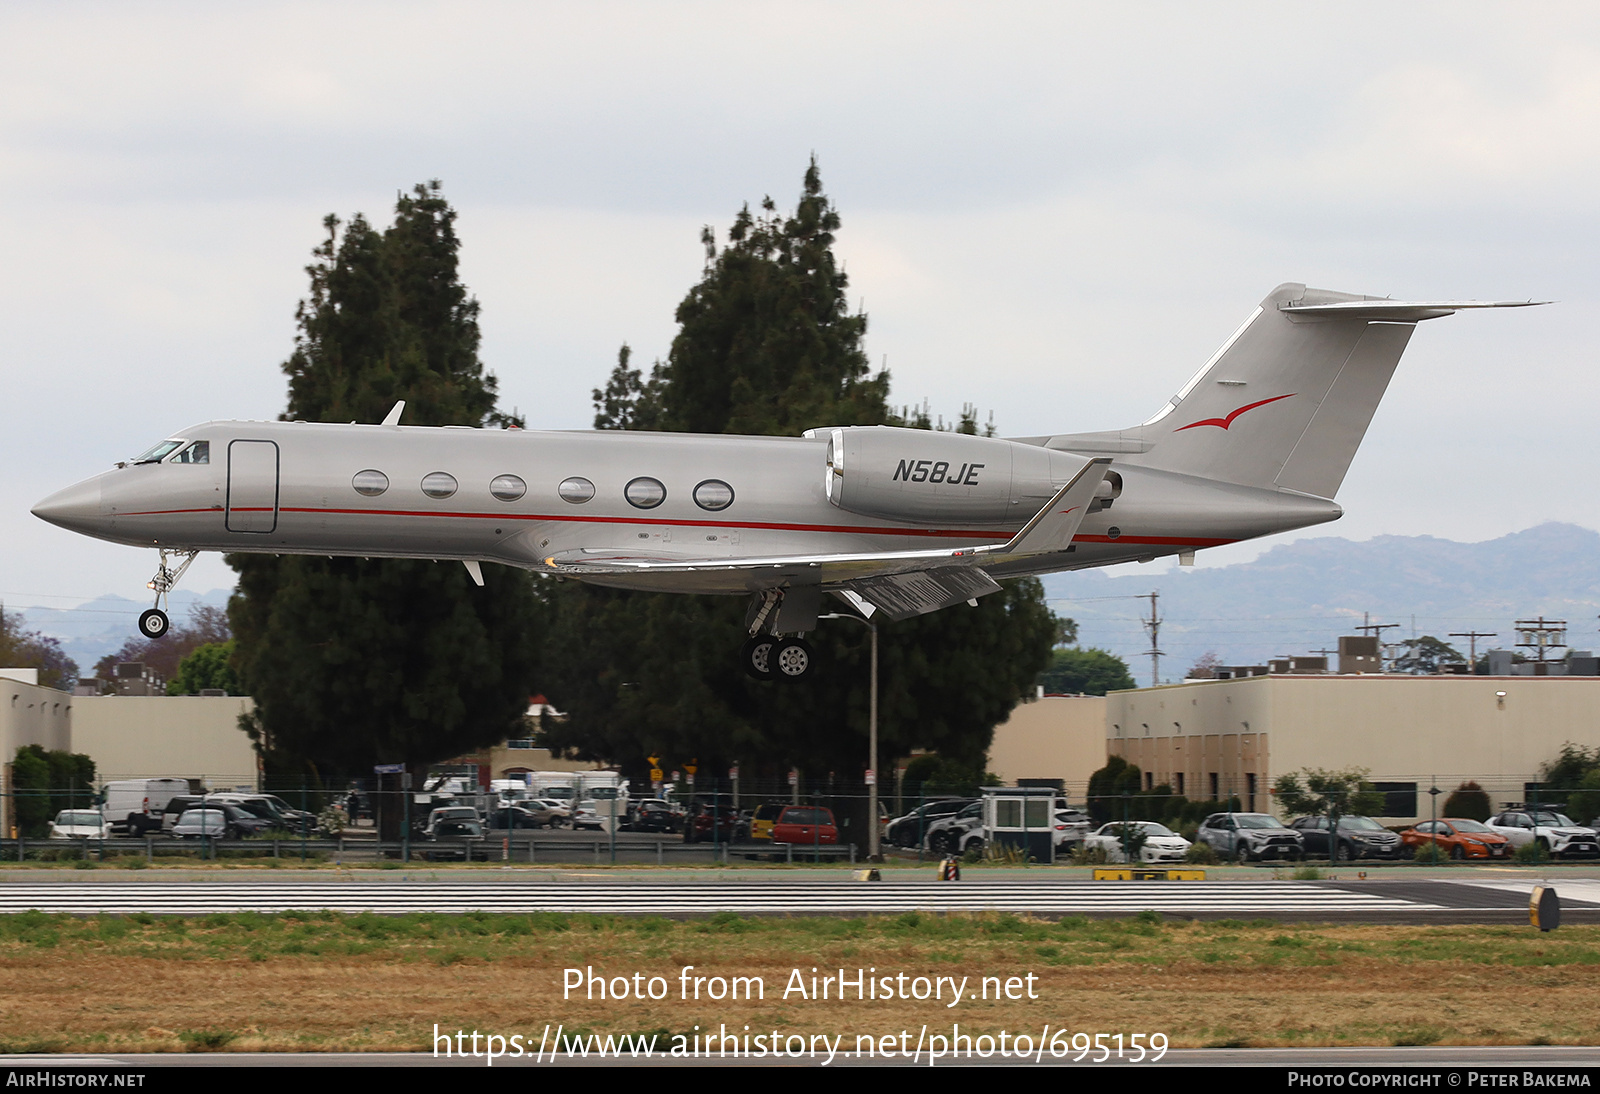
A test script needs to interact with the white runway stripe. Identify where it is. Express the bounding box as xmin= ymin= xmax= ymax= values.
xmin=0 ymin=882 xmax=1446 ymax=915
